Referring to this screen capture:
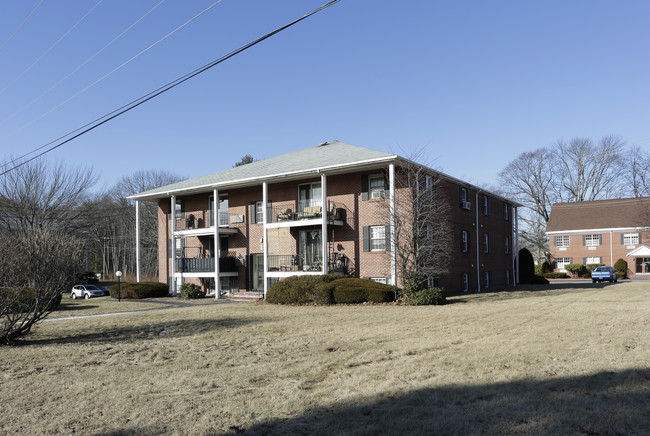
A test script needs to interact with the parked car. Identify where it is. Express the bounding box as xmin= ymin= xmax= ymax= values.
xmin=592 ymin=266 xmax=618 ymax=283
xmin=71 ymin=284 xmax=105 ymax=299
